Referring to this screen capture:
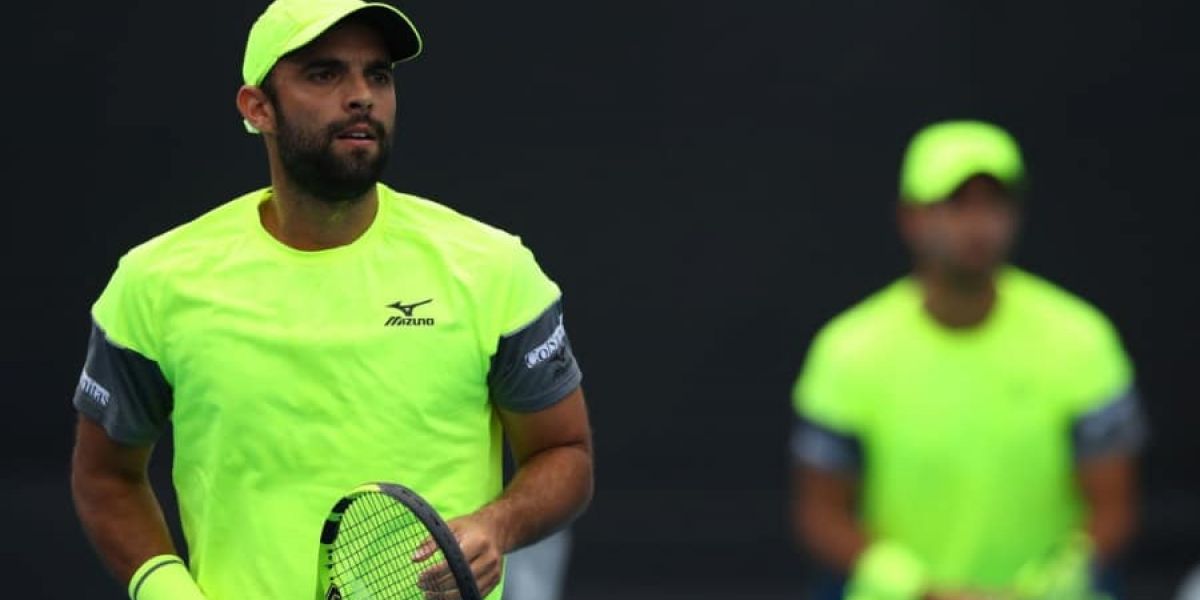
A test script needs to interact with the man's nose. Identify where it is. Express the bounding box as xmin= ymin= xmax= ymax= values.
xmin=345 ymin=75 xmax=374 ymax=113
